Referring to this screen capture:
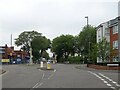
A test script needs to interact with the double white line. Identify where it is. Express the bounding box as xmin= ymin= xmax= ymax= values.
xmin=99 ymin=73 xmax=120 ymax=88
xmin=88 ymin=71 xmax=119 ymax=89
